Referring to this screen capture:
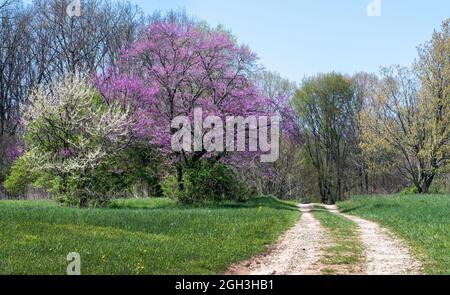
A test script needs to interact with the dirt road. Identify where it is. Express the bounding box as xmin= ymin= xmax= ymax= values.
xmin=226 ymin=203 xmax=422 ymax=275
